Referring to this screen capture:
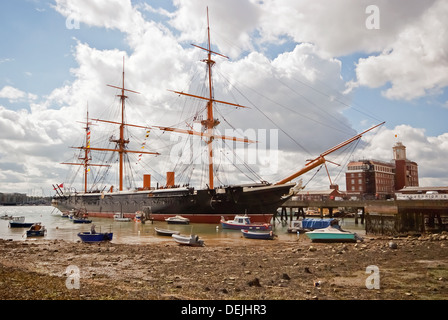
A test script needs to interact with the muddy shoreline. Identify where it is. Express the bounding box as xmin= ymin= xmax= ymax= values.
xmin=0 ymin=234 xmax=447 ymax=300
